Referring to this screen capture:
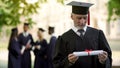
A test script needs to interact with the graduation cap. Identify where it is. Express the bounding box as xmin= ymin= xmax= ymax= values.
xmin=24 ymin=23 xmax=29 ymax=26
xmin=39 ymin=28 xmax=45 ymax=32
xmin=67 ymin=1 xmax=93 ymax=25
xmin=48 ymin=26 xmax=54 ymax=30
xmin=12 ymin=28 xmax=18 ymax=32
